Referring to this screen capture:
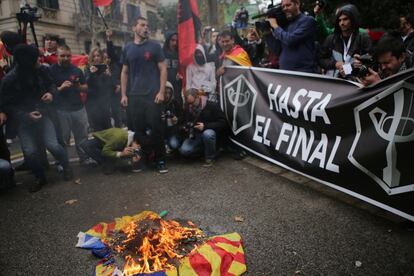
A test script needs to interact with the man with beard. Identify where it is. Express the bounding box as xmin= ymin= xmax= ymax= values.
xmin=0 ymin=45 xmax=73 ymax=192
xmin=400 ymin=14 xmax=414 ymax=53
xmin=216 ymin=30 xmax=252 ymax=78
xmin=318 ymin=4 xmax=372 ymax=78
xmin=266 ymin=0 xmax=317 ymax=73
xmin=120 ymin=17 xmax=168 ymax=173
xmin=49 ymin=45 xmax=93 ymax=166
xmin=359 ymin=36 xmax=412 ymax=86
